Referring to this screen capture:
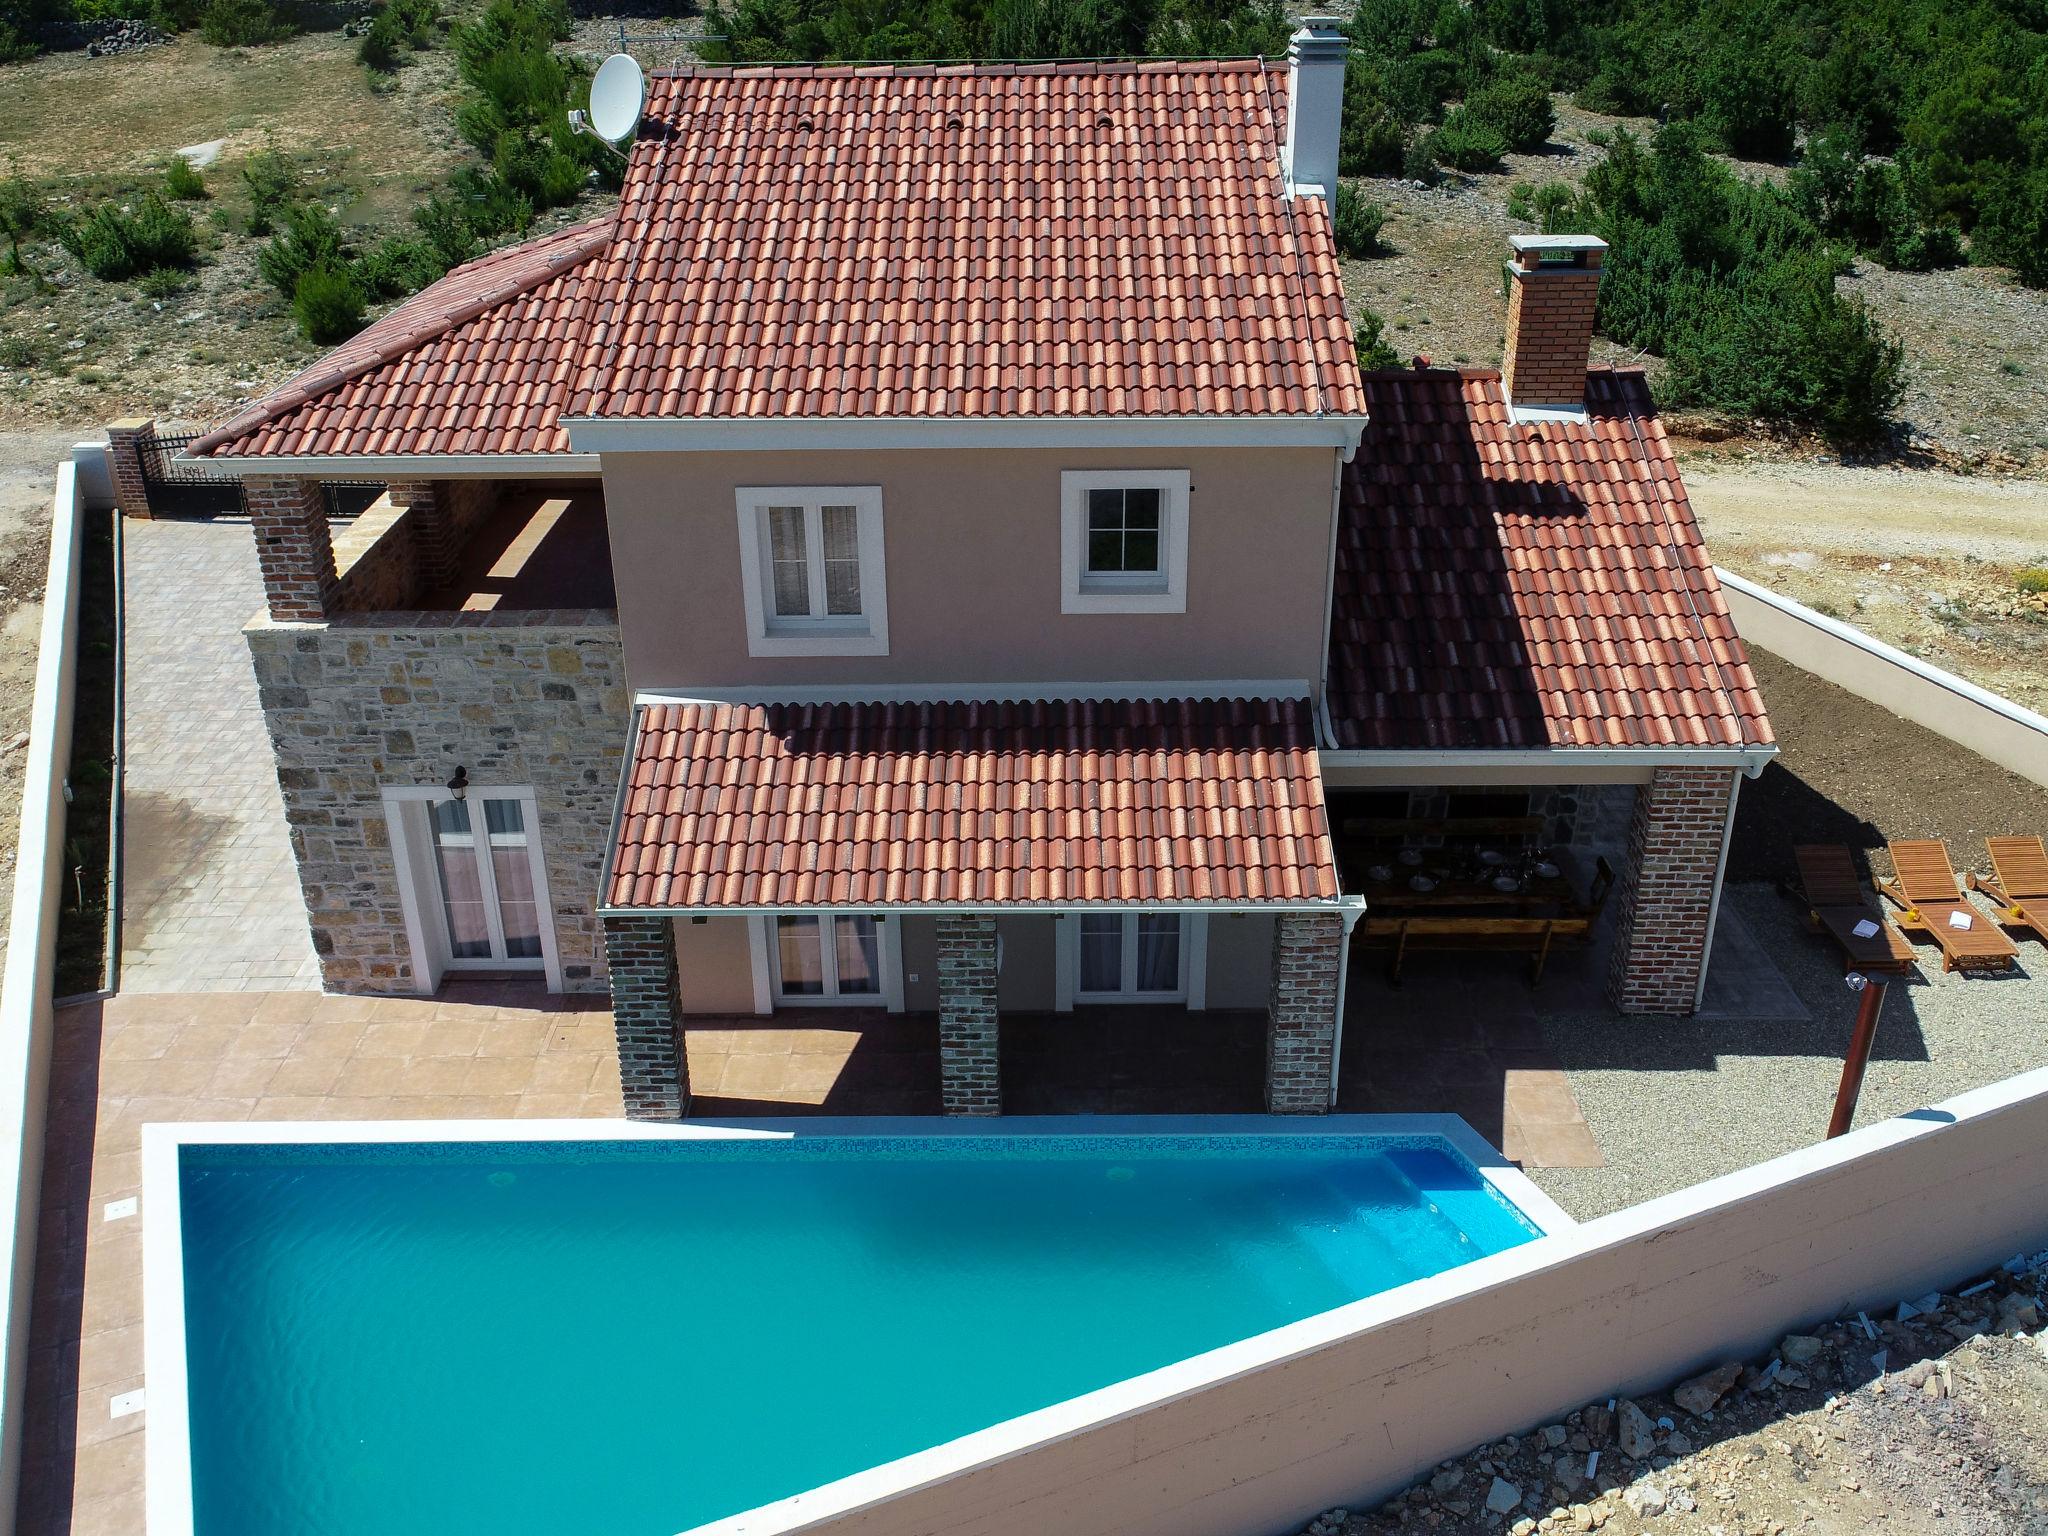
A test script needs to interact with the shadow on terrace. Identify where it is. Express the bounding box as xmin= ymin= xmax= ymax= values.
xmin=328 ymin=482 xmax=615 ymax=614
